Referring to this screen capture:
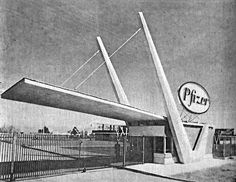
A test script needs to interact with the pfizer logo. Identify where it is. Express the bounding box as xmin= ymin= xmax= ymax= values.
xmin=178 ymin=82 xmax=210 ymax=114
